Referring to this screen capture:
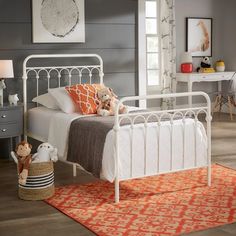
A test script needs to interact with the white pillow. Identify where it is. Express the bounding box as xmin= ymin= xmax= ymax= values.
xmin=32 ymin=93 xmax=59 ymax=110
xmin=48 ymin=87 xmax=79 ymax=113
